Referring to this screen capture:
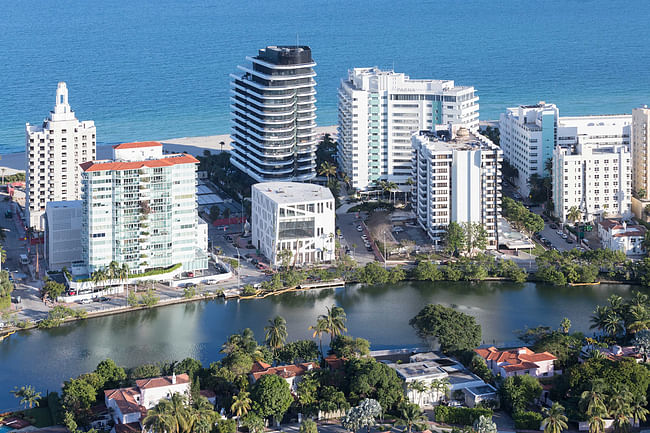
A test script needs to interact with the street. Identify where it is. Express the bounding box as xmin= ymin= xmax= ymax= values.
xmin=335 ymin=208 xmax=377 ymax=265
